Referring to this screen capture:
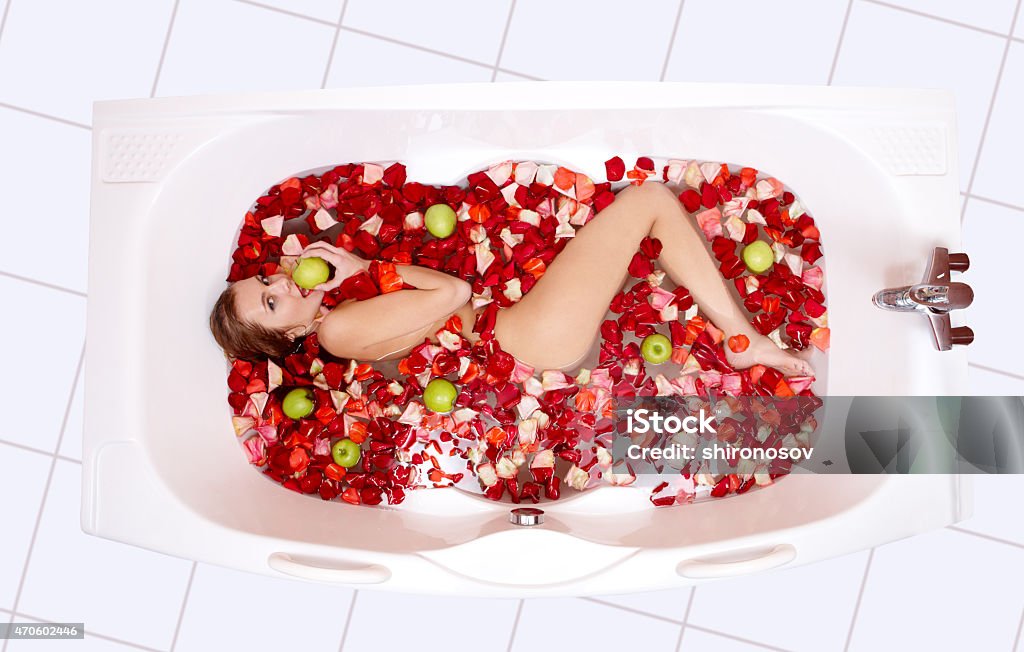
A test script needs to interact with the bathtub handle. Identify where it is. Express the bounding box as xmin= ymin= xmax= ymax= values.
xmin=267 ymin=552 xmax=391 ymax=584
xmin=676 ymin=544 xmax=796 ymax=579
